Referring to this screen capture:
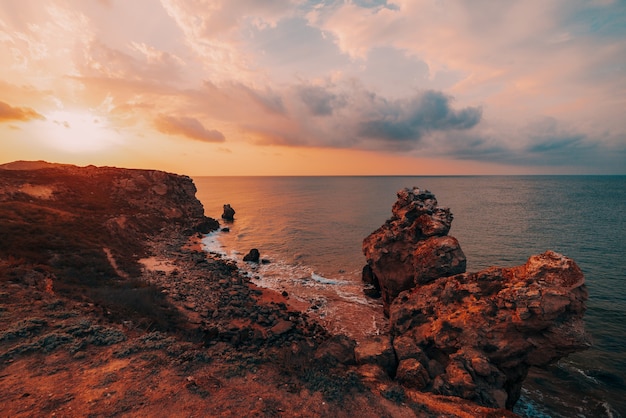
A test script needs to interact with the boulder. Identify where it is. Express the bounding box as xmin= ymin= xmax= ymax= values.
xmin=396 ymin=358 xmax=430 ymax=390
xmin=362 ymin=187 xmax=466 ymax=314
xmin=354 ymin=336 xmax=397 ymax=376
xmin=314 ymin=334 xmax=356 ymax=366
xmin=389 ymin=251 xmax=590 ymax=409
xmin=222 ymin=203 xmax=235 ymax=221
xmin=243 ymin=249 xmax=260 ymax=263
